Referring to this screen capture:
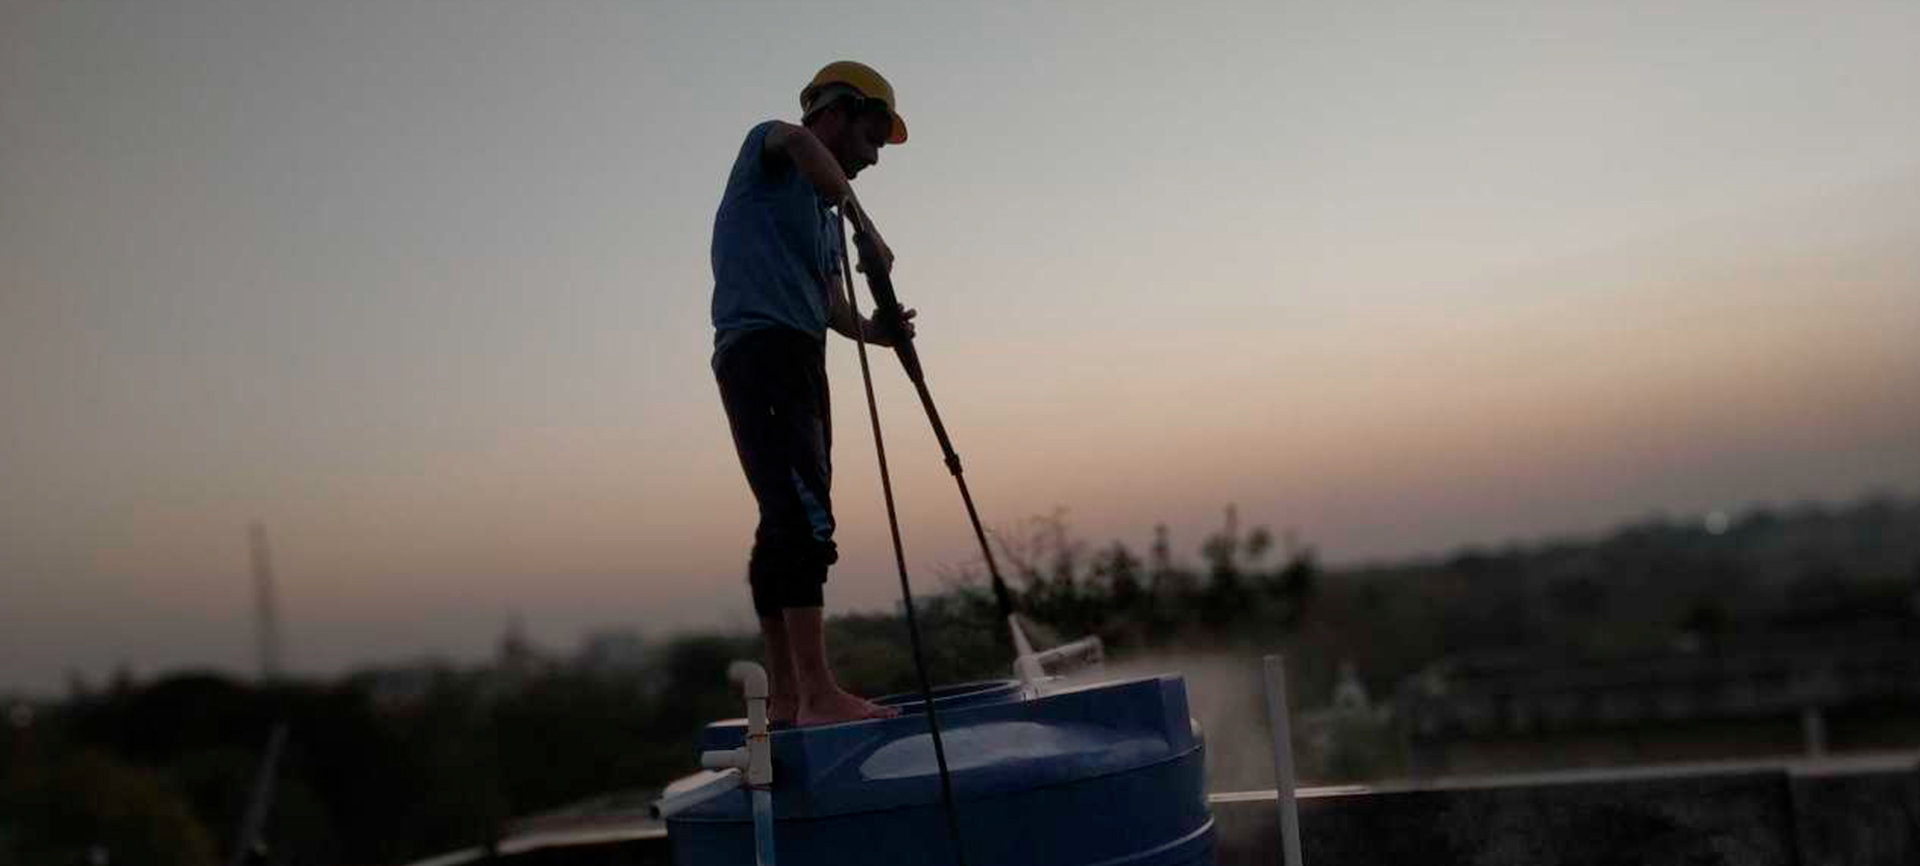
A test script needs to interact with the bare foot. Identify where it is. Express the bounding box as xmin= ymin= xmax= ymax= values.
xmin=797 ymin=689 xmax=901 ymax=727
